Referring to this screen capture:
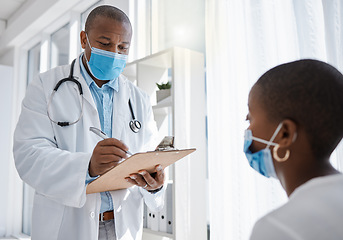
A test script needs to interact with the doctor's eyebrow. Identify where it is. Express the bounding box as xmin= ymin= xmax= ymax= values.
xmin=98 ymin=36 xmax=130 ymax=45
xmin=98 ymin=36 xmax=111 ymax=41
